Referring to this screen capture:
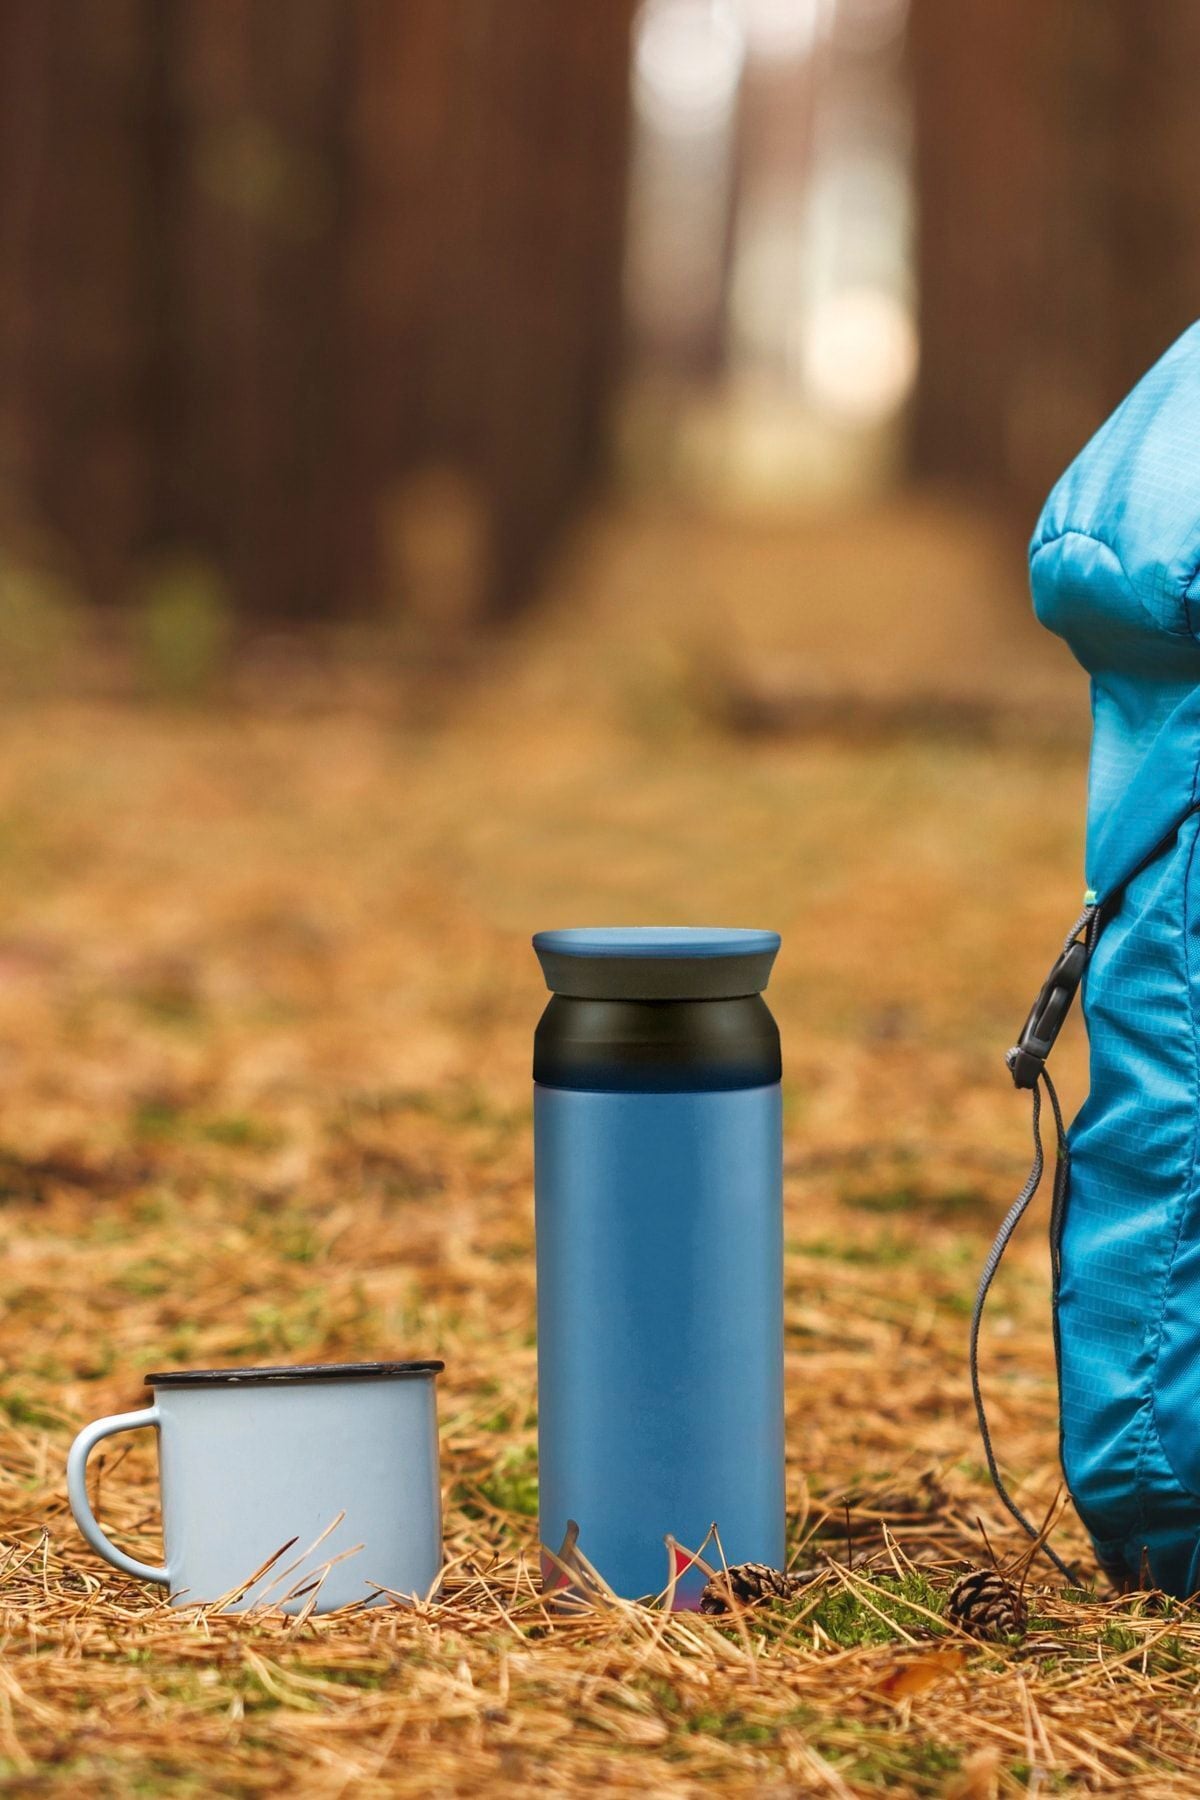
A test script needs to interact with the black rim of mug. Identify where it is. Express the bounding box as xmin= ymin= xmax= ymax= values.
xmin=144 ymin=1360 xmax=444 ymax=1387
